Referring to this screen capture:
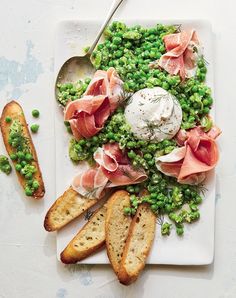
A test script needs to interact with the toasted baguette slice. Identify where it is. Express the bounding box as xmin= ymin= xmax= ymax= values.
xmin=105 ymin=190 xmax=132 ymax=275
xmin=118 ymin=203 xmax=156 ymax=285
xmin=0 ymin=100 xmax=45 ymax=199
xmin=60 ymin=204 xmax=107 ymax=263
xmin=44 ymin=187 xmax=101 ymax=231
